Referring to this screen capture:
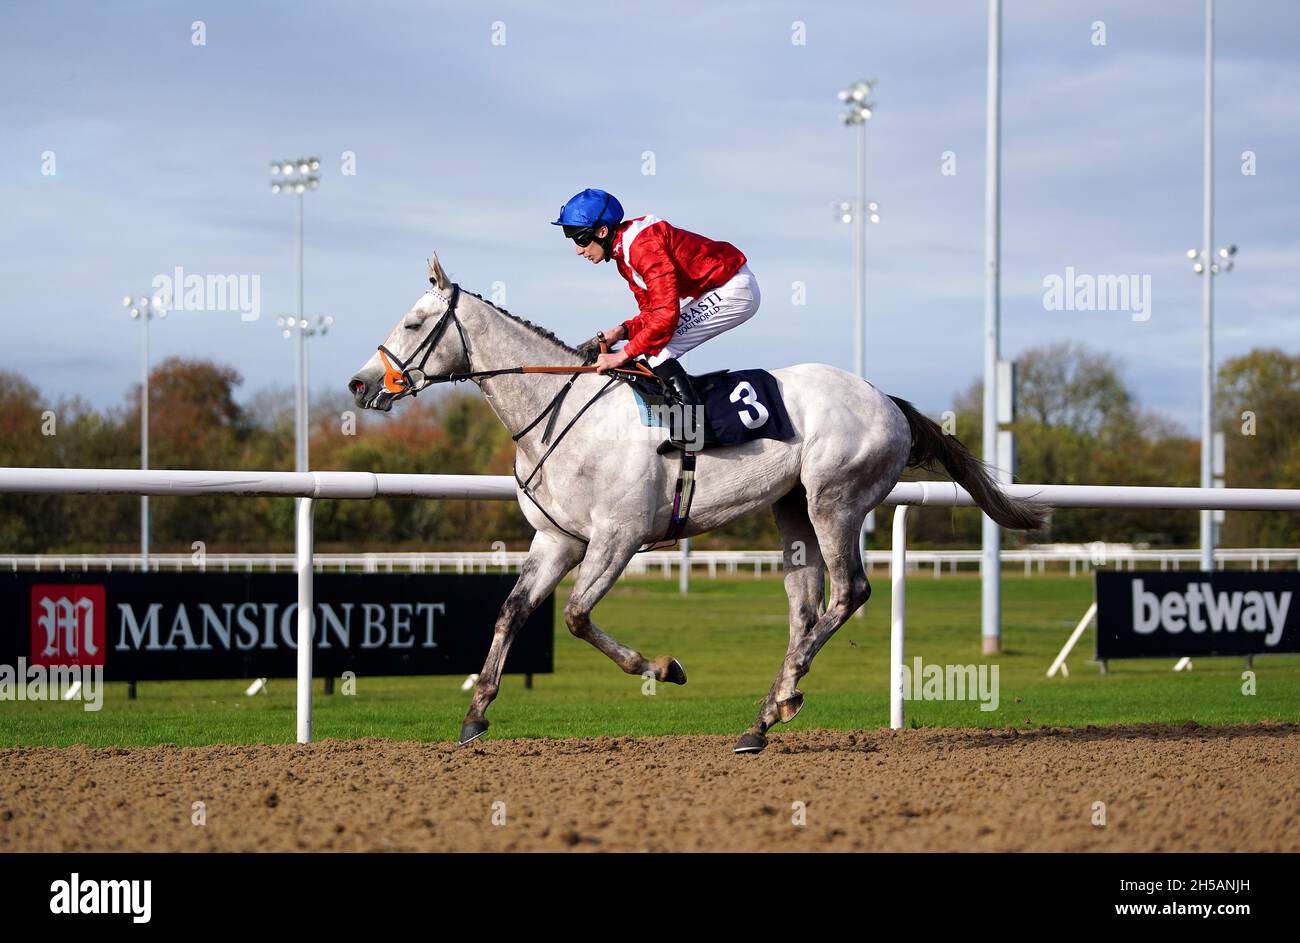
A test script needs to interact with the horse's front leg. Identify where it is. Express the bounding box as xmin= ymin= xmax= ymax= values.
xmin=563 ymin=529 xmax=687 ymax=685
xmin=459 ymin=529 xmax=585 ymax=745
